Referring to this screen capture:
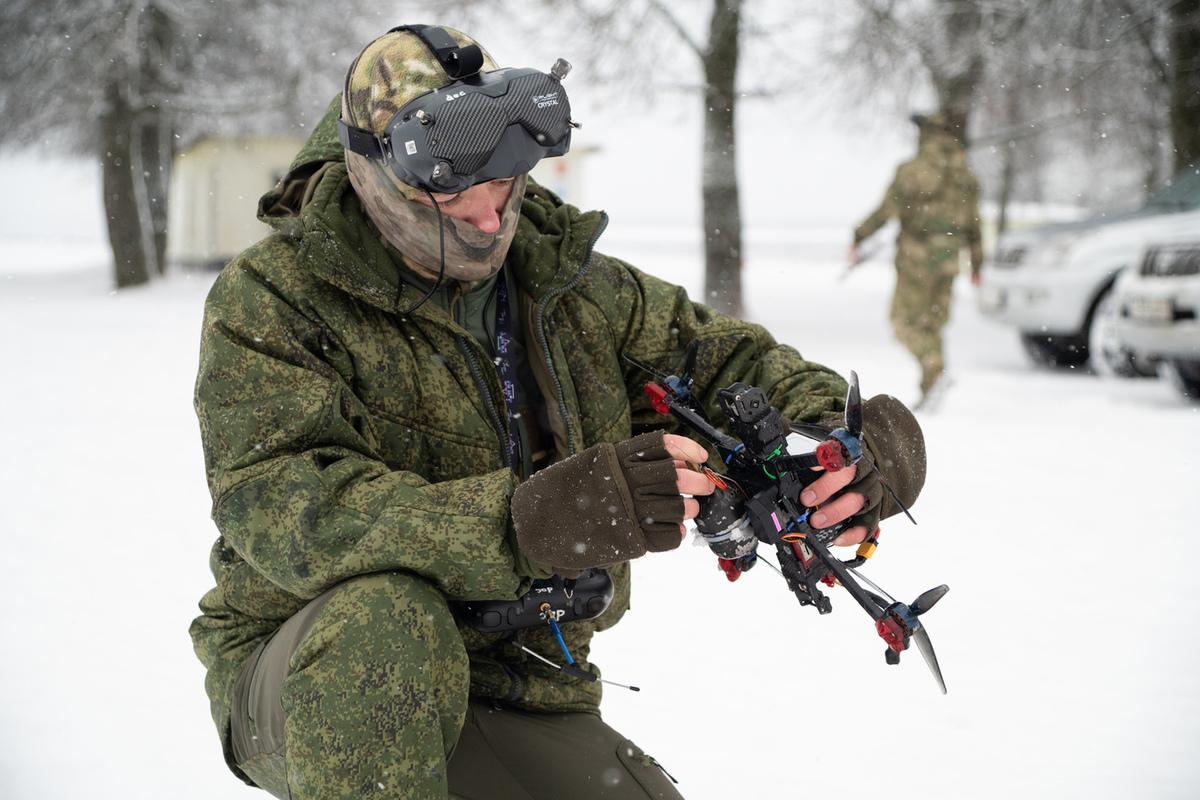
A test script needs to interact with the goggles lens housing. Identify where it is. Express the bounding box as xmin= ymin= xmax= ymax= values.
xmin=340 ymin=65 xmax=573 ymax=194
